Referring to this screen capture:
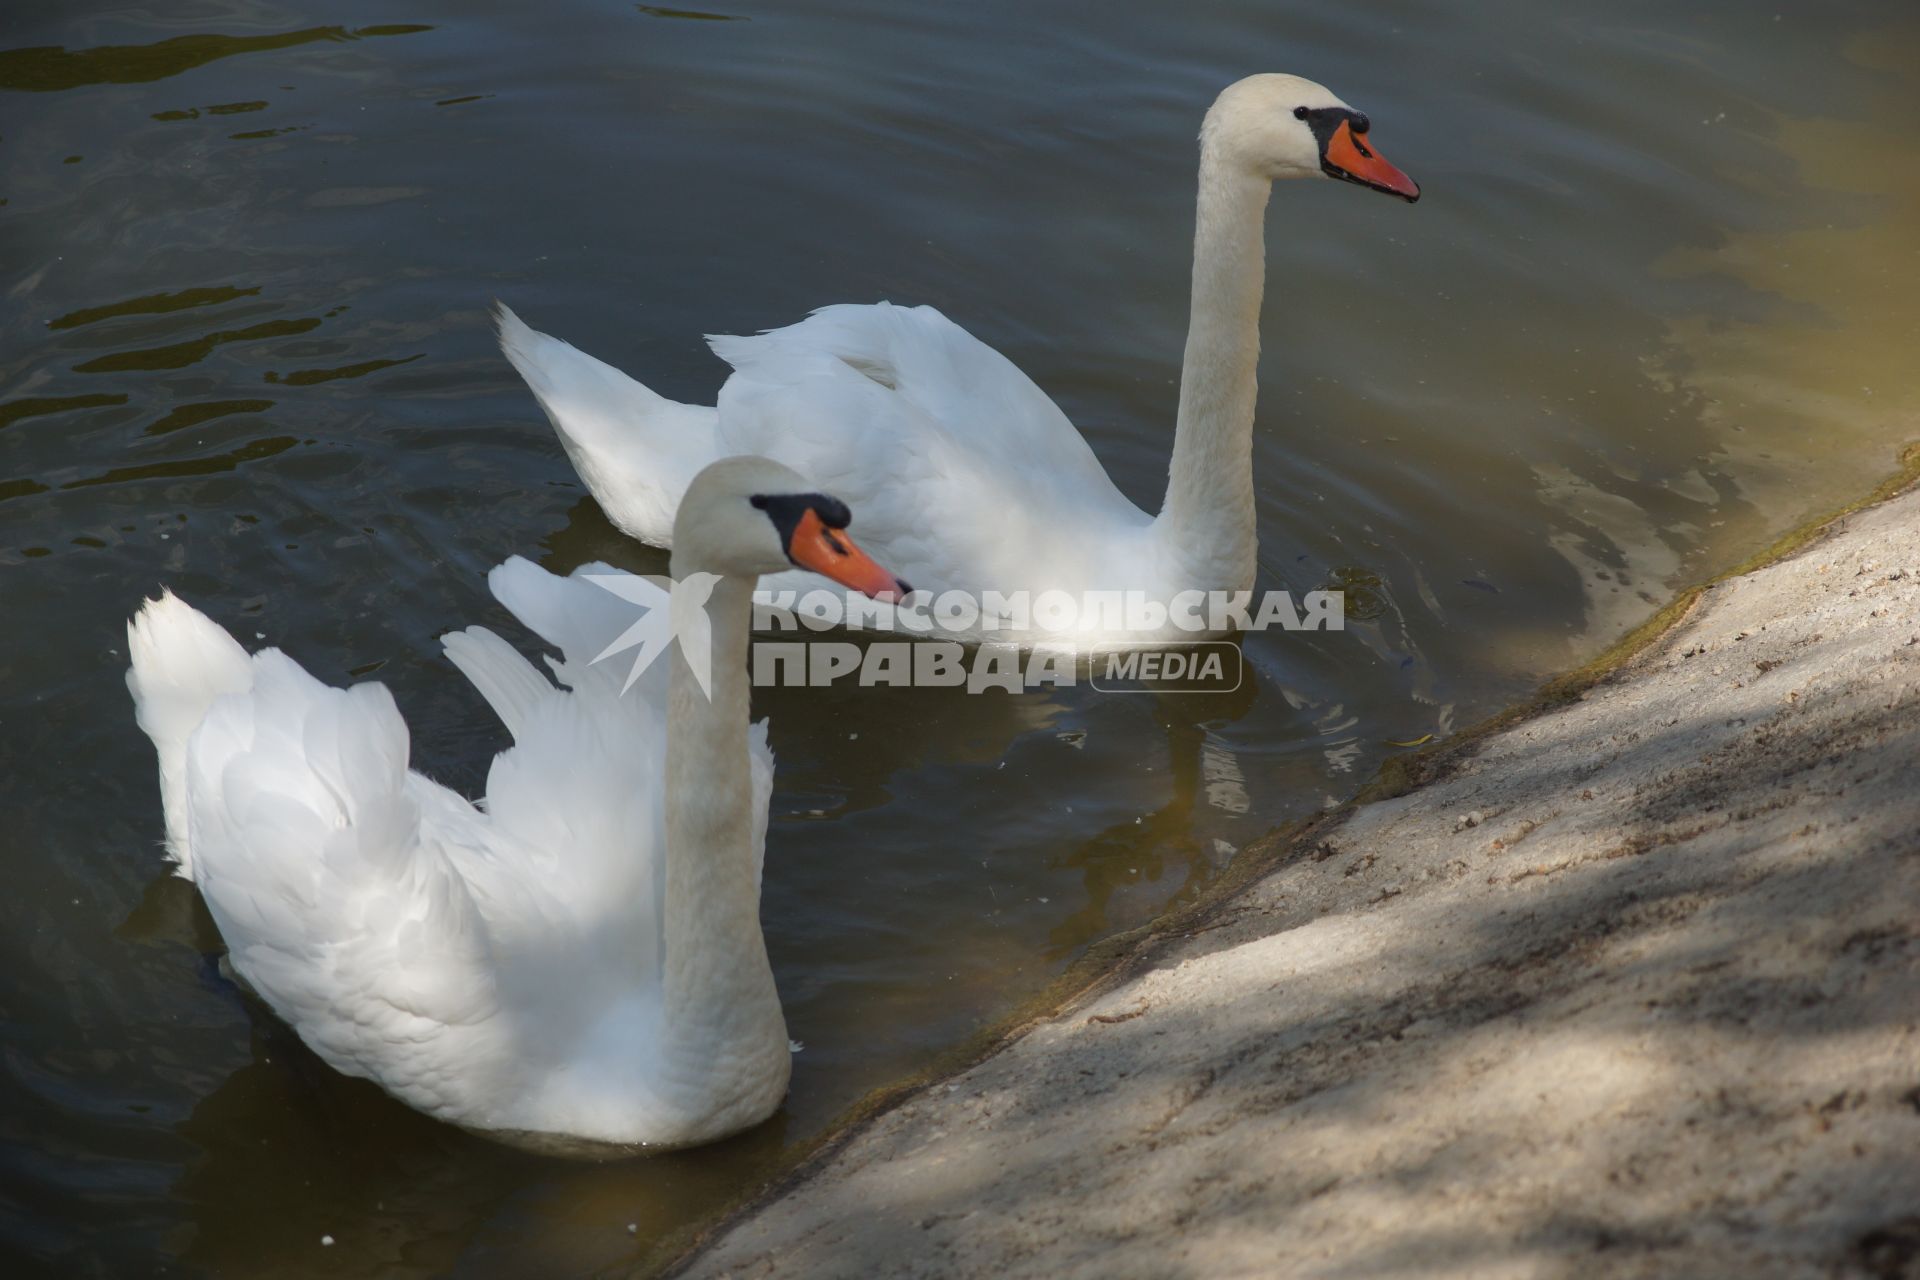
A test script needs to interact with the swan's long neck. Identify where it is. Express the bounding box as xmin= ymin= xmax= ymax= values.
xmin=659 ymin=568 xmax=787 ymax=1116
xmin=1154 ymin=145 xmax=1271 ymax=594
